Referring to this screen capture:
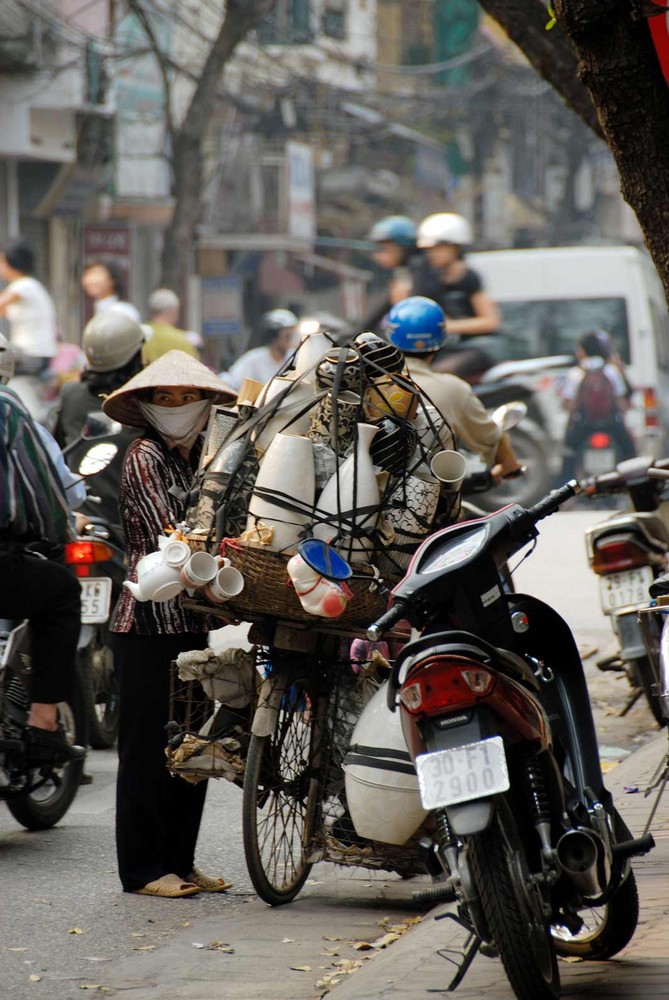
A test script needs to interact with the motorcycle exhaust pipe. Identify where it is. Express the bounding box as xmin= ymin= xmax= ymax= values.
xmin=556 ymin=828 xmax=609 ymax=899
